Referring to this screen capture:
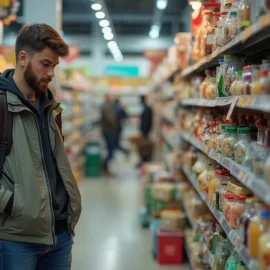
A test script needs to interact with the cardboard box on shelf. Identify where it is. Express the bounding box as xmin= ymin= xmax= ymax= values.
xmin=153 ymin=183 xmax=176 ymax=202
xmin=160 ymin=210 xmax=186 ymax=231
